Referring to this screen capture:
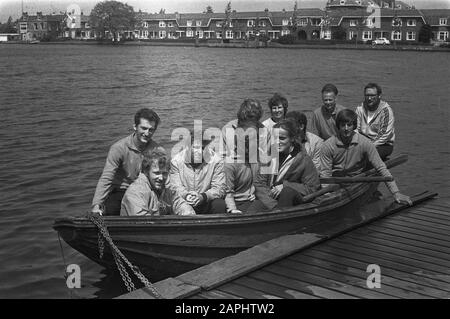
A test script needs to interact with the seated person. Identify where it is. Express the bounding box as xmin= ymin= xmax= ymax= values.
xmin=170 ymin=132 xmax=227 ymax=214
xmin=224 ymin=122 xmax=268 ymax=214
xmin=262 ymin=93 xmax=289 ymax=135
xmin=255 ymin=119 xmax=321 ymax=210
xmin=320 ymin=109 xmax=412 ymax=205
xmin=286 ymin=111 xmax=323 ymax=171
xmin=120 ymin=149 xmax=195 ymax=216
